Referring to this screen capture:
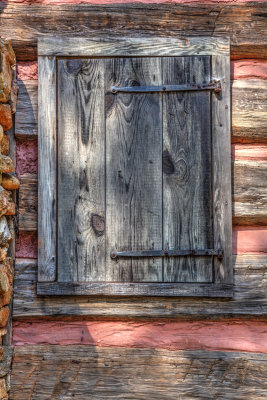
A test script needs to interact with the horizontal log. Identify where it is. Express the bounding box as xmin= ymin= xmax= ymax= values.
xmin=9 ymin=345 xmax=267 ymax=399
xmin=233 ymin=160 xmax=267 ymax=225
xmin=17 ymin=159 xmax=267 ymax=231
xmin=231 ymin=80 xmax=267 ymax=143
xmin=13 ymin=255 xmax=267 ymax=318
xmin=1 ymin=3 xmax=267 ymax=61
xmin=12 ymin=320 xmax=267 ymax=353
xmin=18 ymin=173 xmax=37 ymax=231
xmin=15 ymin=80 xmax=37 ymax=137
xmin=15 ymin=79 xmax=267 ymax=142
